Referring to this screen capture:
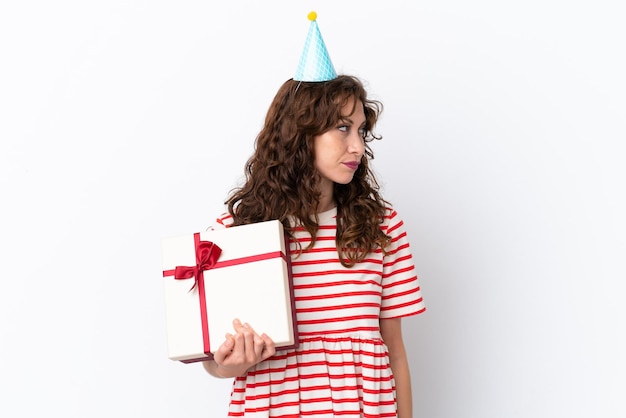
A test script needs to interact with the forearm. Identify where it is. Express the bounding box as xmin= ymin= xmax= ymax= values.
xmin=390 ymin=353 xmax=413 ymax=418
xmin=202 ymin=359 xmax=245 ymax=379
xmin=380 ymin=318 xmax=414 ymax=418
xmin=202 ymin=360 xmax=225 ymax=378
